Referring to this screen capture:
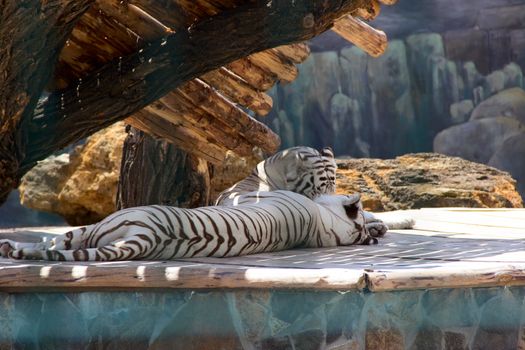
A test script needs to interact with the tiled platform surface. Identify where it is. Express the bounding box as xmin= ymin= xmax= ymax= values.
xmin=0 ymin=208 xmax=524 ymax=292
xmin=1 ymin=208 xmax=525 ymax=349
